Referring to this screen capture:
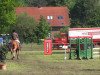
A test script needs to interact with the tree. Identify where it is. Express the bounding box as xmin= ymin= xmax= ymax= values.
xmin=60 ymin=26 xmax=70 ymax=33
xmin=46 ymin=0 xmax=66 ymax=6
xmin=23 ymin=0 xmax=77 ymax=8
xmin=0 ymin=0 xmax=16 ymax=34
xmin=14 ymin=0 xmax=26 ymax=6
xmin=24 ymin=0 xmax=47 ymax=7
xmin=35 ymin=16 xmax=51 ymax=39
xmin=70 ymin=0 xmax=100 ymax=27
xmin=66 ymin=0 xmax=77 ymax=10
xmin=11 ymin=14 xmax=51 ymax=43
xmin=85 ymin=0 xmax=100 ymax=27
xmin=11 ymin=13 xmax=37 ymax=43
